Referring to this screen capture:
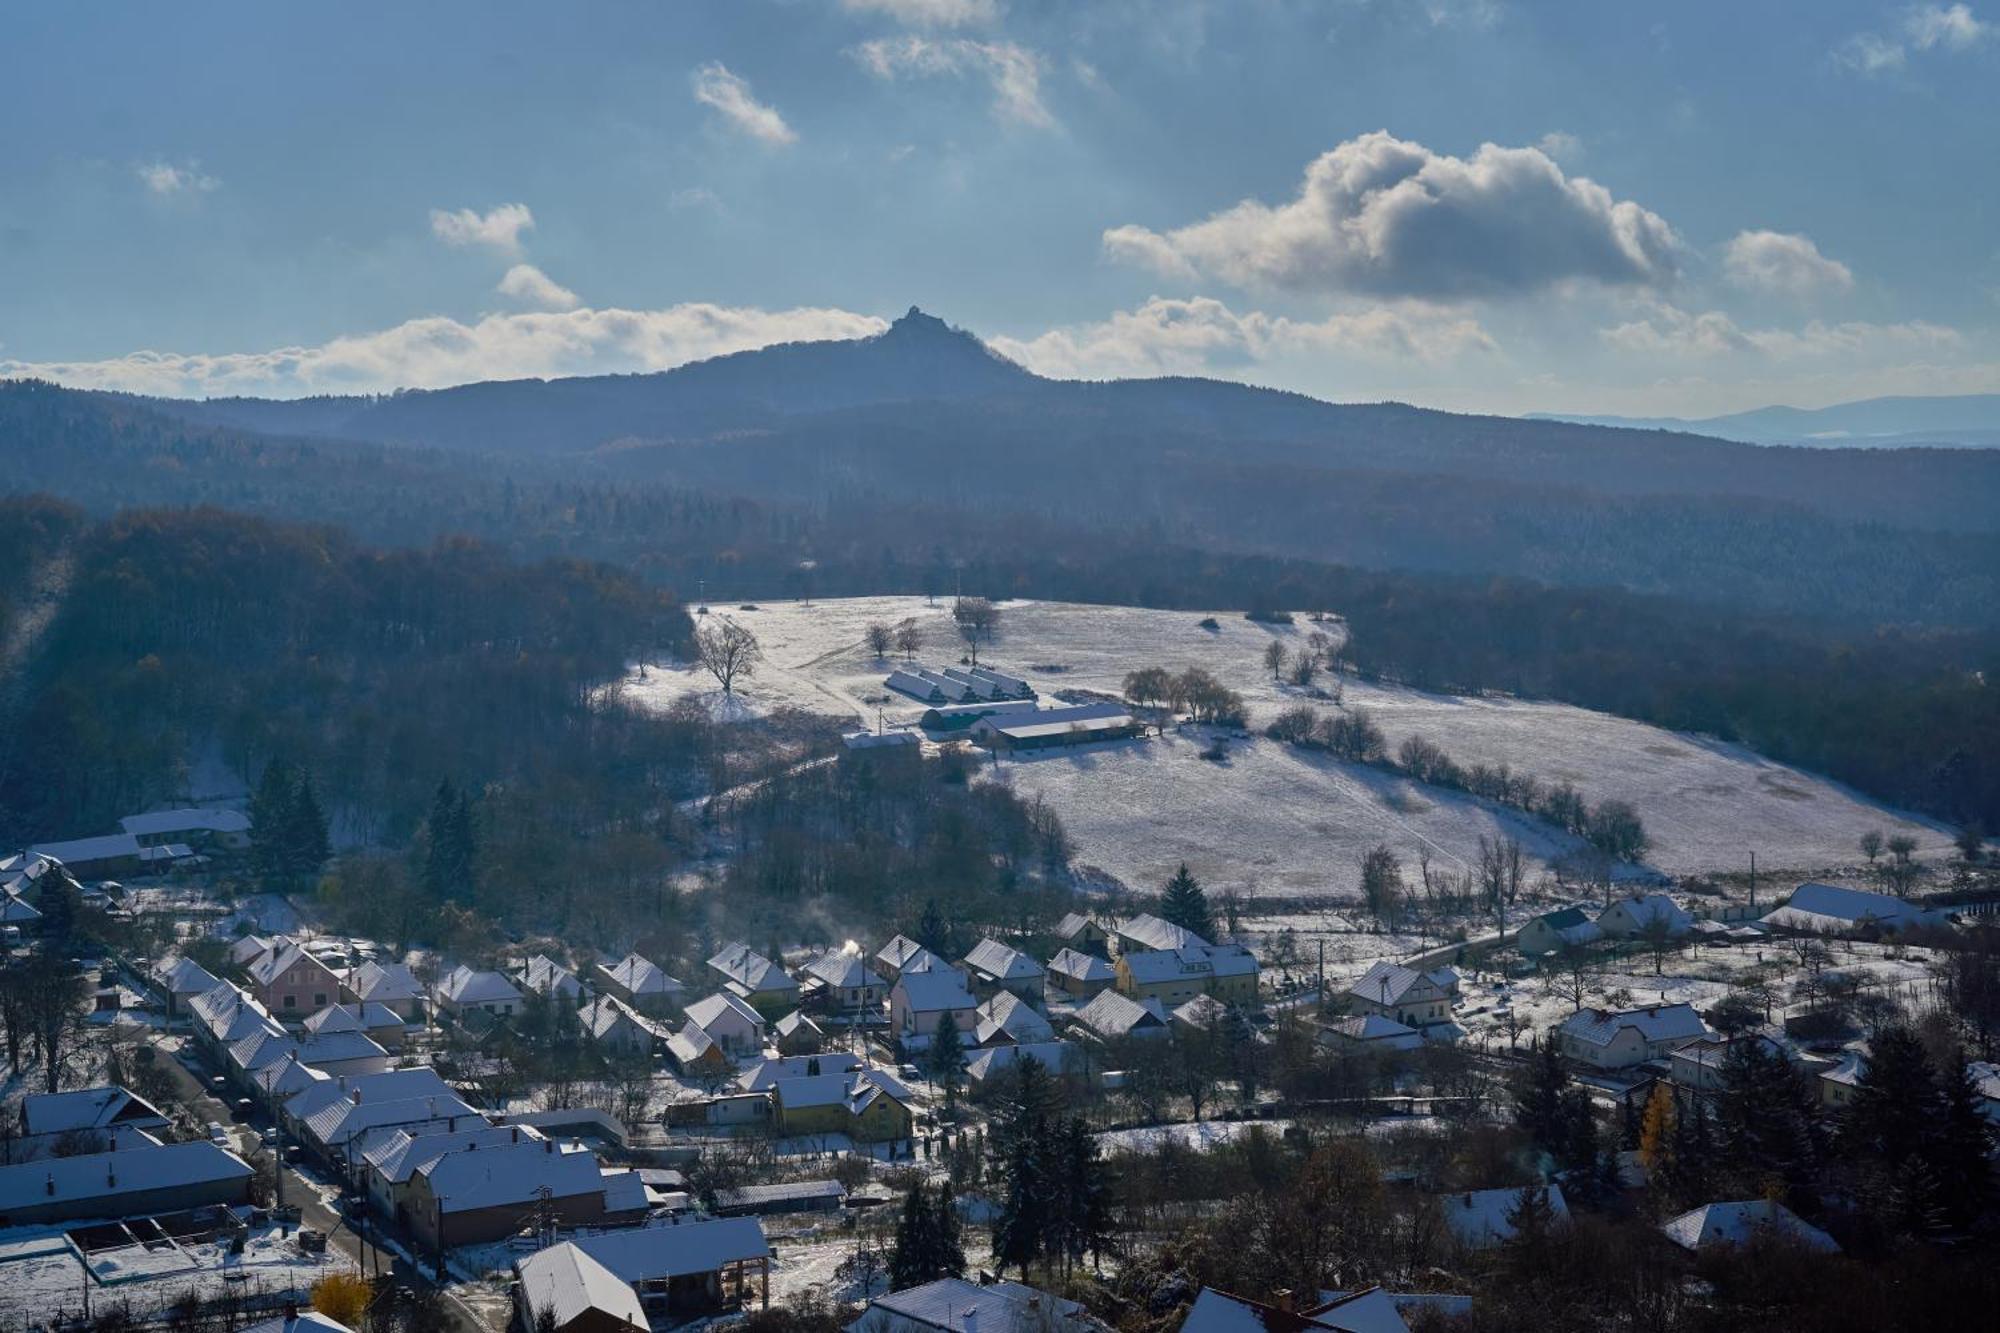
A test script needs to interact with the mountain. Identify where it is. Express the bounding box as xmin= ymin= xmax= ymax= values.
xmin=1532 ymin=392 xmax=2000 ymax=448
xmin=154 ymin=307 xmax=1036 ymax=455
